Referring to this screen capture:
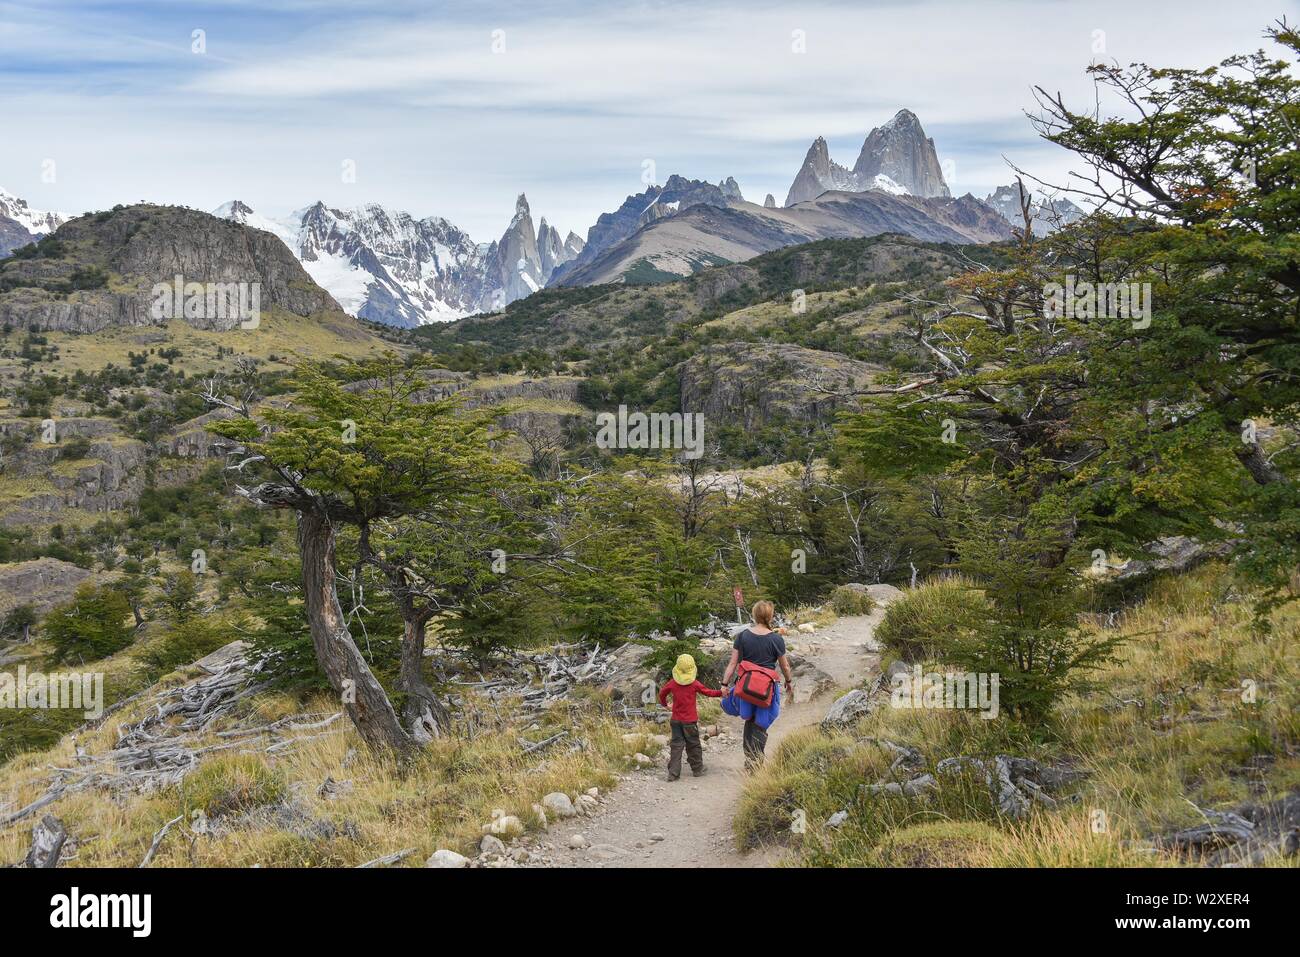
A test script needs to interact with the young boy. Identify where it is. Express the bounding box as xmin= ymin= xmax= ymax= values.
xmin=657 ymin=654 xmax=724 ymax=780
